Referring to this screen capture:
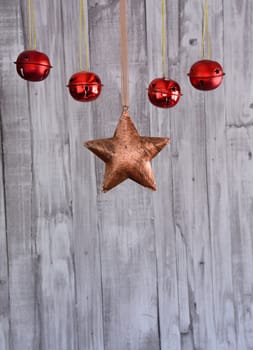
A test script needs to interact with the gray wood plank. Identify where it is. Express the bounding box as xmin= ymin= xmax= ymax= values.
xmin=0 ymin=86 xmax=9 ymax=350
xmin=224 ymin=0 xmax=253 ymax=348
xmin=0 ymin=1 xmax=37 ymax=349
xmin=61 ymin=0 xmax=104 ymax=349
xmin=145 ymin=1 xmax=181 ymax=349
xmin=0 ymin=4 xmax=10 ymax=338
xmin=171 ymin=0 xmax=217 ymax=348
xmin=88 ymin=1 xmax=160 ymax=349
xmin=19 ymin=0 xmax=78 ymax=349
xmin=205 ymin=0 xmax=237 ymax=348
xmin=226 ymin=128 xmax=253 ymax=350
